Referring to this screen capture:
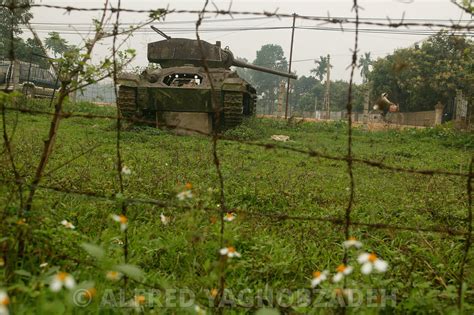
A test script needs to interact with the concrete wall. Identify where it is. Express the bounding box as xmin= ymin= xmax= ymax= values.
xmin=288 ymin=110 xmax=438 ymax=127
xmin=398 ymin=111 xmax=436 ymax=127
